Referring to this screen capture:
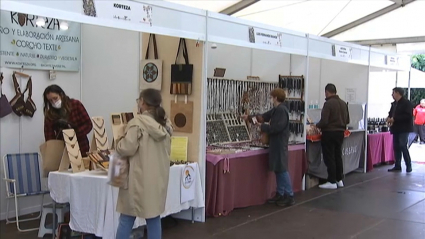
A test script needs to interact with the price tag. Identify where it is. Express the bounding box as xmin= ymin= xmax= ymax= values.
xmin=49 ymin=70 xmax=56 ymax=80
